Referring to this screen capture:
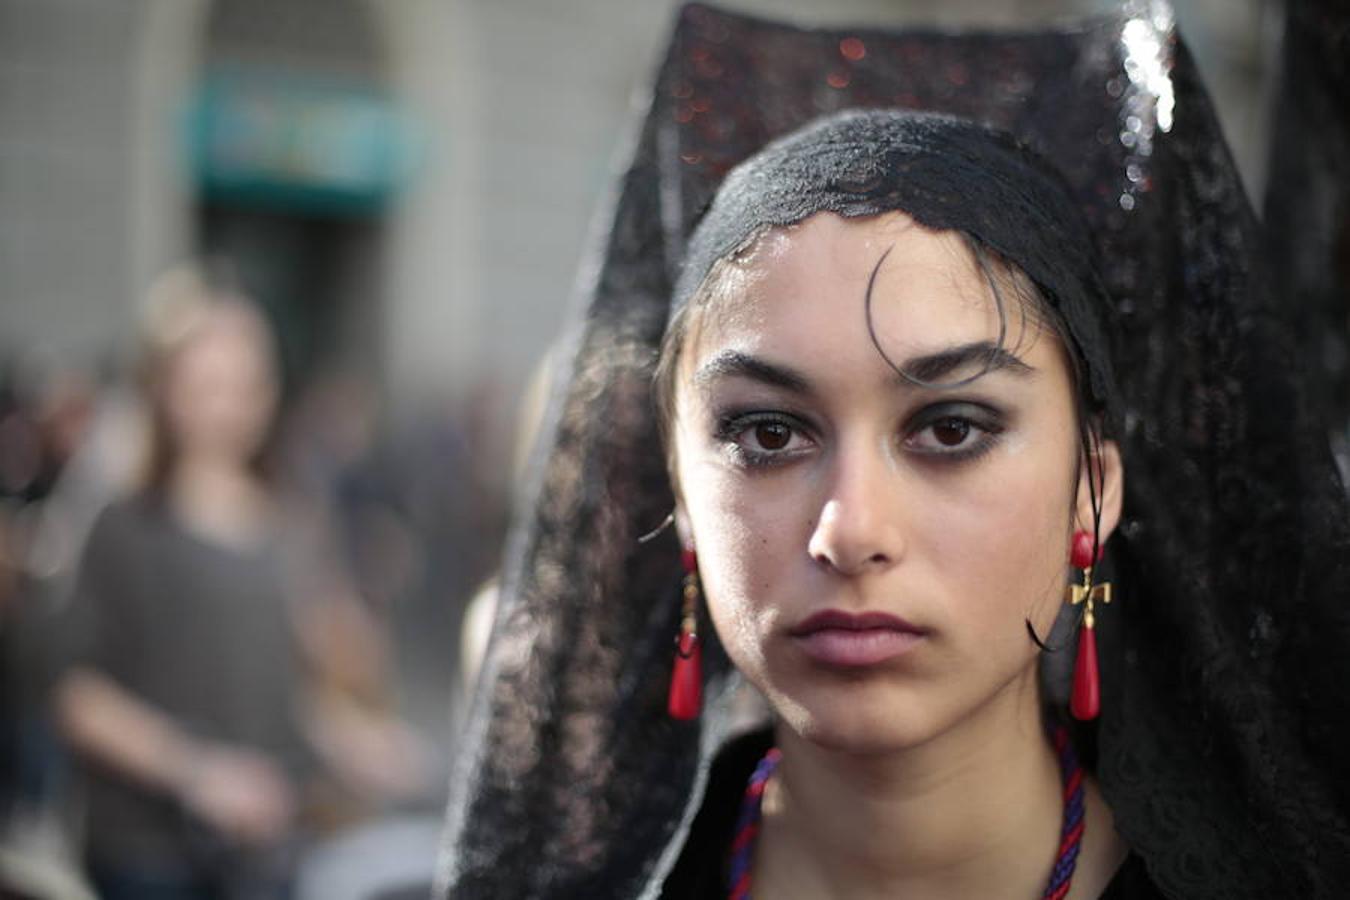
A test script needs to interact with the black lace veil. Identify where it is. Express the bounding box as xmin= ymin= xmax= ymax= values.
xmin=438 ymin=5 xmax=1350 ymax=898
